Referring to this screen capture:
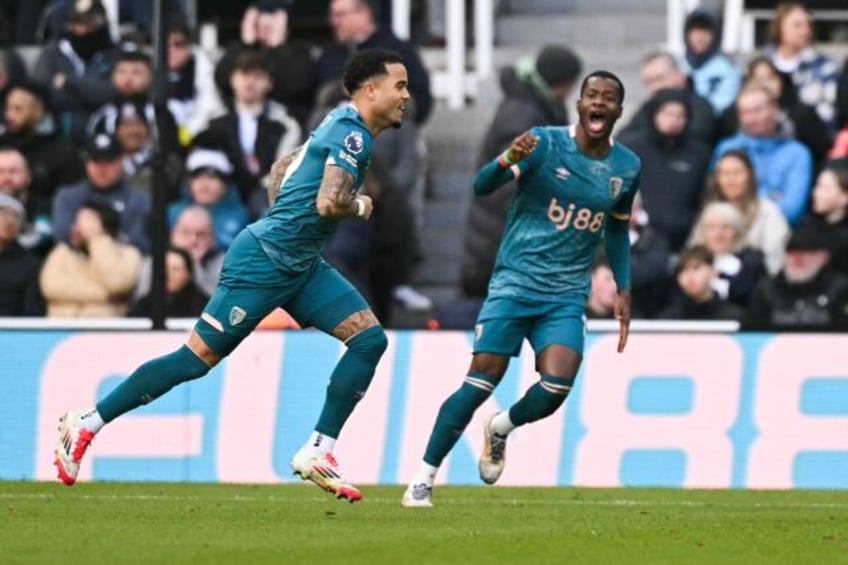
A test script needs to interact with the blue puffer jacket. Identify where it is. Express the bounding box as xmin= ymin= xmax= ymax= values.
xmin=712 ymin=132 xmax=812 ymax=225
